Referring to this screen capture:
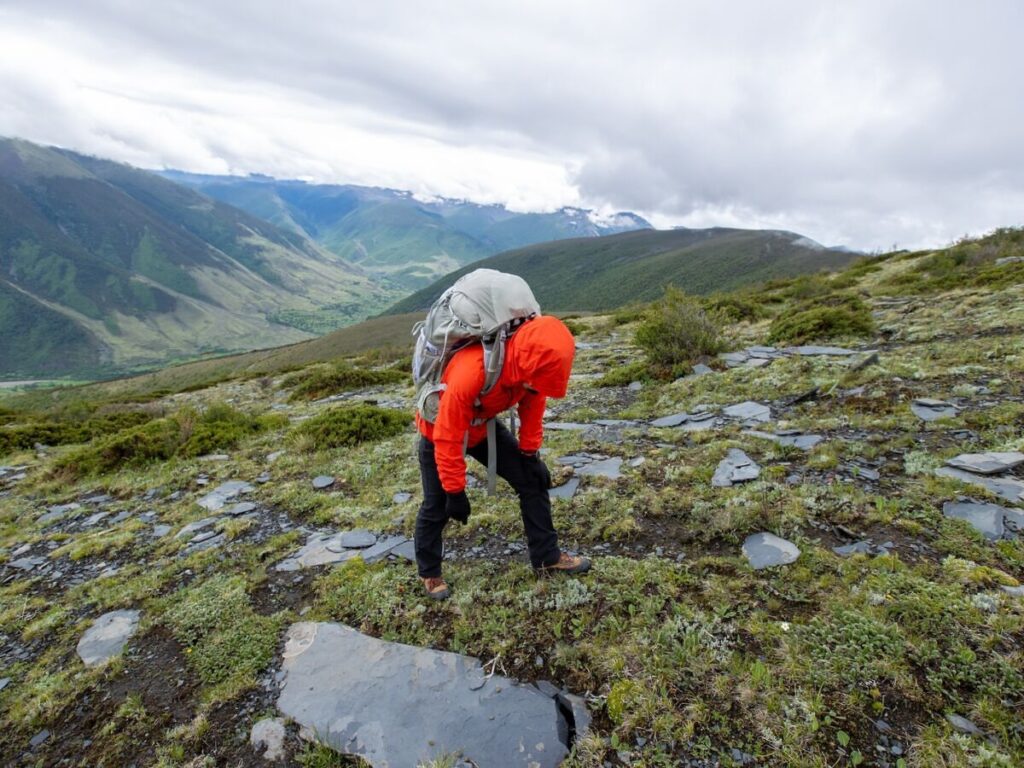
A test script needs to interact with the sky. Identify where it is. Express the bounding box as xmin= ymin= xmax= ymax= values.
xmin=1 ymin=0 xmax=1022 ymax=251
